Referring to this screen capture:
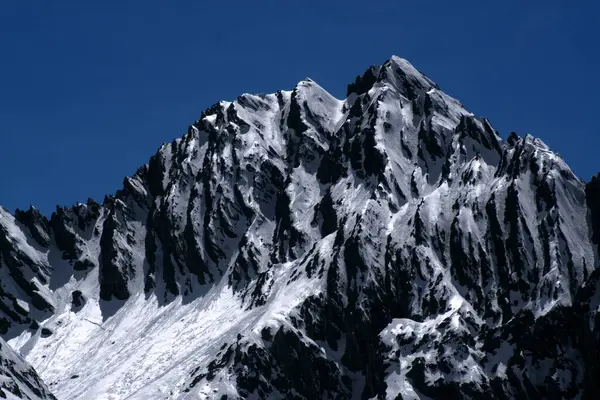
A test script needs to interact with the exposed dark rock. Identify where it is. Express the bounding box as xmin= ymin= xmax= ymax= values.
xmin=346 ymin=65 xmax=381 ymax=97
xmin=0 ymin=336 xmax=56 ymax=399
xmin=99 ymin=208 xmax=131 ymax=301
xmin=40 ymin=327 xmax=53 ymax=337
xmin=73 ymin=258 xmax=94 ymax=271
xmin=71 ymin=291 xmax=85 ymax=311
xmin=14 ymin=206 xmax=51 ymax=247
xmin=586 ymin=173 xmax=600 ymax=245
xmin=49 ymin=207 xmax=79 ymax=260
